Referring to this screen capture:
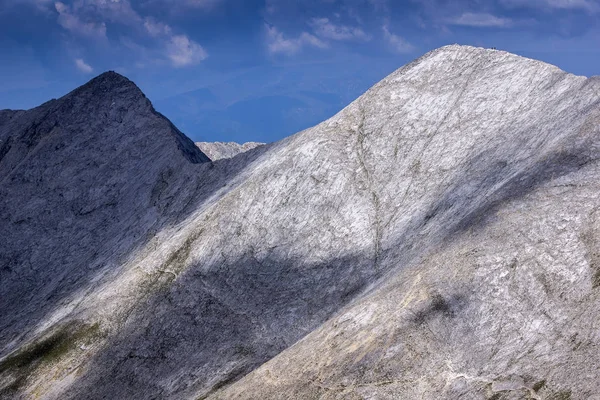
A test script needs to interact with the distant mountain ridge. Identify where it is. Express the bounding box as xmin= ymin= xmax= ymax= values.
xmin=1 ymin=46 xmax=600 ymax=399
xmin=195 ymin=141 xmax=265 ymax=161
xmin=152 ymin=59 xmax=399 ymax=144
